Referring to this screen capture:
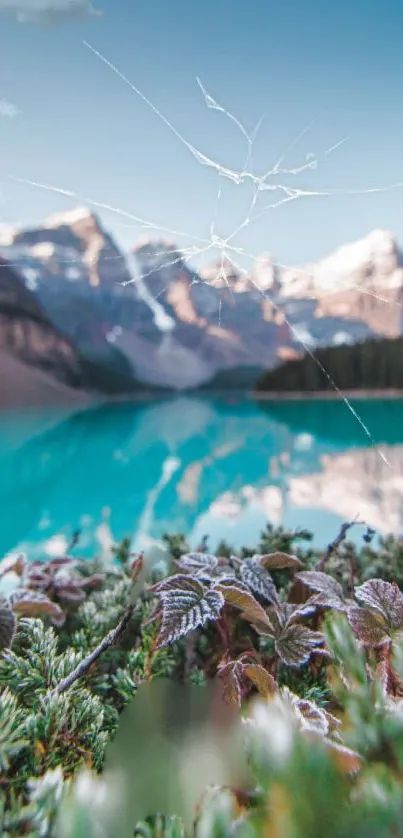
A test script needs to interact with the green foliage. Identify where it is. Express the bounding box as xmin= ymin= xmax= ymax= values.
xmin=5 ymin=524 xmax=403 ymax=835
